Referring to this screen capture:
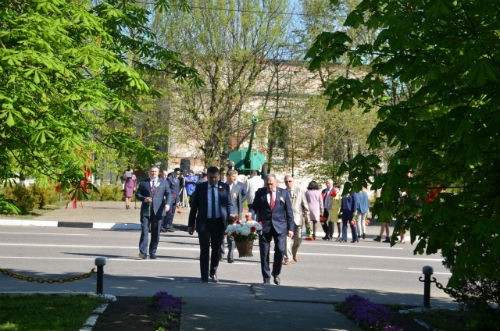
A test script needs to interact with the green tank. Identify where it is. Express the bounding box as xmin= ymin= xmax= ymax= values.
xmin=228 ymin=118 xmax=266 ymax=175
